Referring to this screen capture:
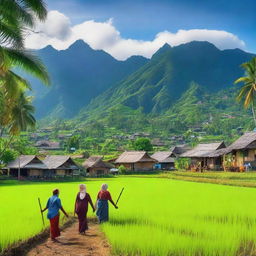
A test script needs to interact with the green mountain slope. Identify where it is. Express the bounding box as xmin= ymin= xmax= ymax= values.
xmin=79 ymin=41 xmax=254 ymax=120
xmin=29 ymin=40 xmax=148 ymax=119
